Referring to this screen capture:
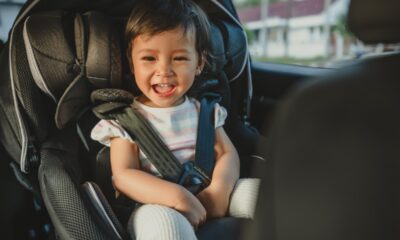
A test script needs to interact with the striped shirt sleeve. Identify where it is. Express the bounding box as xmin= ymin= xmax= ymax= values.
xmin=90 ymin=119 xmax=135 ymax=146
xmin=215 ymin=103 xmax=227 ymax=128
